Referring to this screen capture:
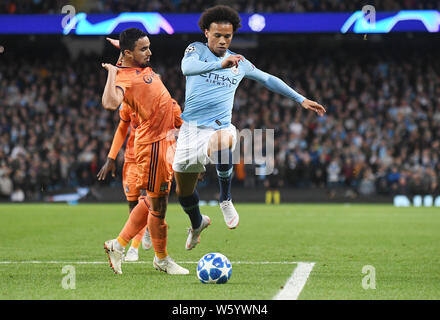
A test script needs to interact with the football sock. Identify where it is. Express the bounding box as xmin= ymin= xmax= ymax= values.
xmin=115 ymin=238 xmax=126 ymax=251
xmin=132 ymin=225 xmax=147 ymax=249
xmin=117 ymin=196 xmax=150 ymax=248
xmin=178 ymin=191 xmax=203 ymax=229
xmin=265 ymin=191 xmax=273 ymax=204
xmin=273 ymin=190 xmax=280 ymax=204
xmin=148 ymin=211 xmax=168 ymax=260
xmin=131 ymin=240 xmax=140 ymax=249
xmin=216 ymin=148 xmax=233 ymax=202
